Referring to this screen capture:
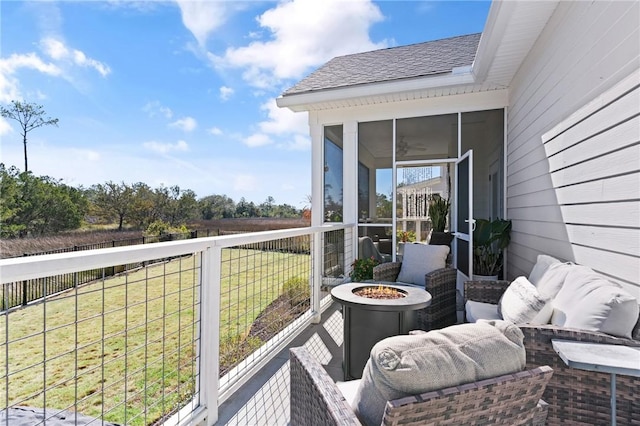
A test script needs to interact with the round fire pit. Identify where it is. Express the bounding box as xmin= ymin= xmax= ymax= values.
xmin=353 ymin=285 xmax=406 ymax=299
xmin=331 ymin=283 xmax=431 ymax=380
